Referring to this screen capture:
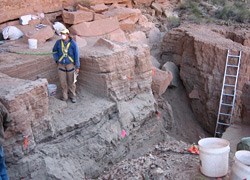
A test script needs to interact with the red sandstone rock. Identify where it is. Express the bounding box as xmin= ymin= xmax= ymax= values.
xmin=90 ymin=3 xmax=109 ymax=13
xmin=76 ymin=4 xmax=95 ymax=13
xmin=161 ymin=24 xmax=250 ymax=133
xmin=138 ymin=15 xmax=154 ymax=30
xmin=151 ymin=2 xmax=163 ymax=16
xmin=94 ymin=38 xmax=122 ymax=51
xmin=133 ymin=0 xmax=154 ymax=6
xmin=103 ymin=7 xmax=141 ymax=21
xmin=106 ymin=29 xmax=128 ymax=43
xmin=23 ymin=26 xmax=54 ymax=43
xmin=62 ymin=10 xmax=94 ymax=24
xmin=102 ymin=7 xmax=141 ymax=31
xmin=0 ymin=73 xmax=48 ymax=160
xmin=69 ymin=17 xmax=120 ymax=37
xmin=128 ymin=31 xmax=148 ymax=44
xmin=120 ymin=15 xmax=140 ymax=31
xmin=78 ymin=43 xmax=152 ymax=100
xmin=90 ymin=0 xmax=132 ymax=5
xmin=151 ymin=67 xmax=173 ymax=96
xmin=0 ymin=0 xmax=62 ymax=24
xmin=94 ymin=13 xmax=107 ymax=20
